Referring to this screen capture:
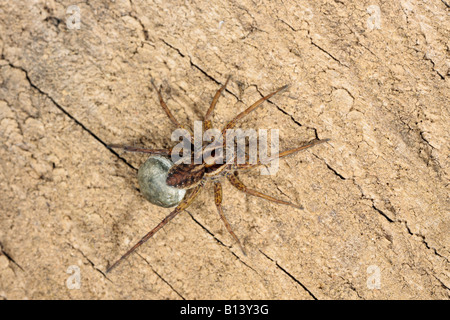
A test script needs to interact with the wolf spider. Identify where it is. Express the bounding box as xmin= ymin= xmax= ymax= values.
xmin=106 ymin=76 xmax=329 ymax=272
